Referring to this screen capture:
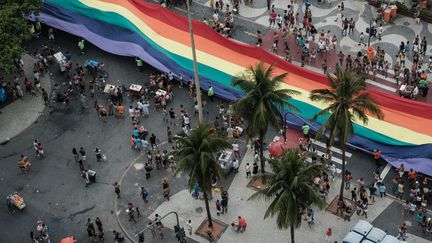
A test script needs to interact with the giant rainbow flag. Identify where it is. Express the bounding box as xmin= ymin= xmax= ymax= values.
xmin=39 ymin=0 xmax=432 ymax=174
